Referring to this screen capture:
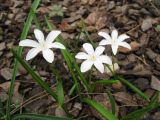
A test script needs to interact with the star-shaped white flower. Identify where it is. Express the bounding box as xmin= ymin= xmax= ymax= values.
xmin=98 ymin=29 xmax=131 ymax=55
xmin=19 ymin=29 xmax=65 ymax=63
xmin=75 ymin=43 xmax=112 ymax=73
